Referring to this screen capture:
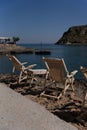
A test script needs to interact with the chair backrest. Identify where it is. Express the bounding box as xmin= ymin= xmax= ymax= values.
xmin=8 ymin=55 xmax=23 ymax=71
xmin=43 ymin=57 xmax=68 ymax=82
